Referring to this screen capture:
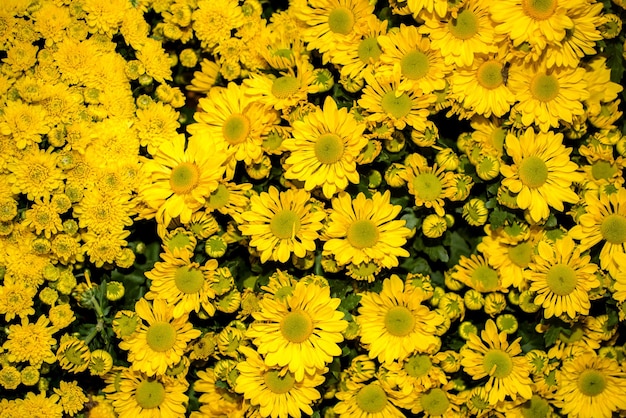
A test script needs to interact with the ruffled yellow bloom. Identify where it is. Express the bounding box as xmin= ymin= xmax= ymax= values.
xmin=3 ymin=316 xmax=56 ymax=367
